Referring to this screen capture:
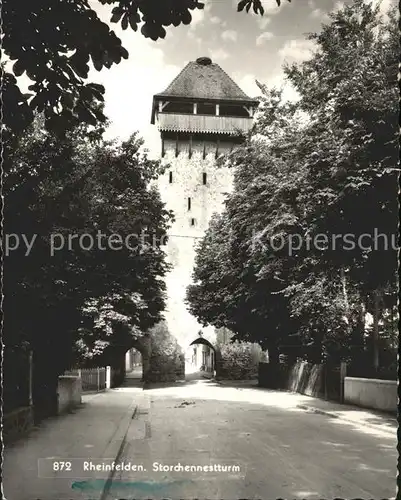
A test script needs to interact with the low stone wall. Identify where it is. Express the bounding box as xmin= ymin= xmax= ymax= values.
xmin=344 ymin=377 xmax=397 ymax=413
xmin=57 ymin=375 xmax=82 ymax=414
